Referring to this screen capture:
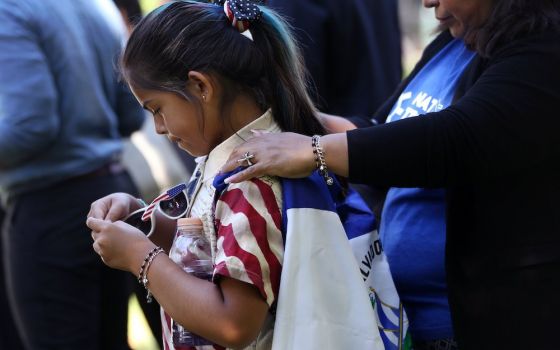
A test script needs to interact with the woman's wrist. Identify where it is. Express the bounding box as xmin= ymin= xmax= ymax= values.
xmin=320 ymin=133 xmax=349 ymax=178
xmin=312 ymin=135 xmax=334 ymax=185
